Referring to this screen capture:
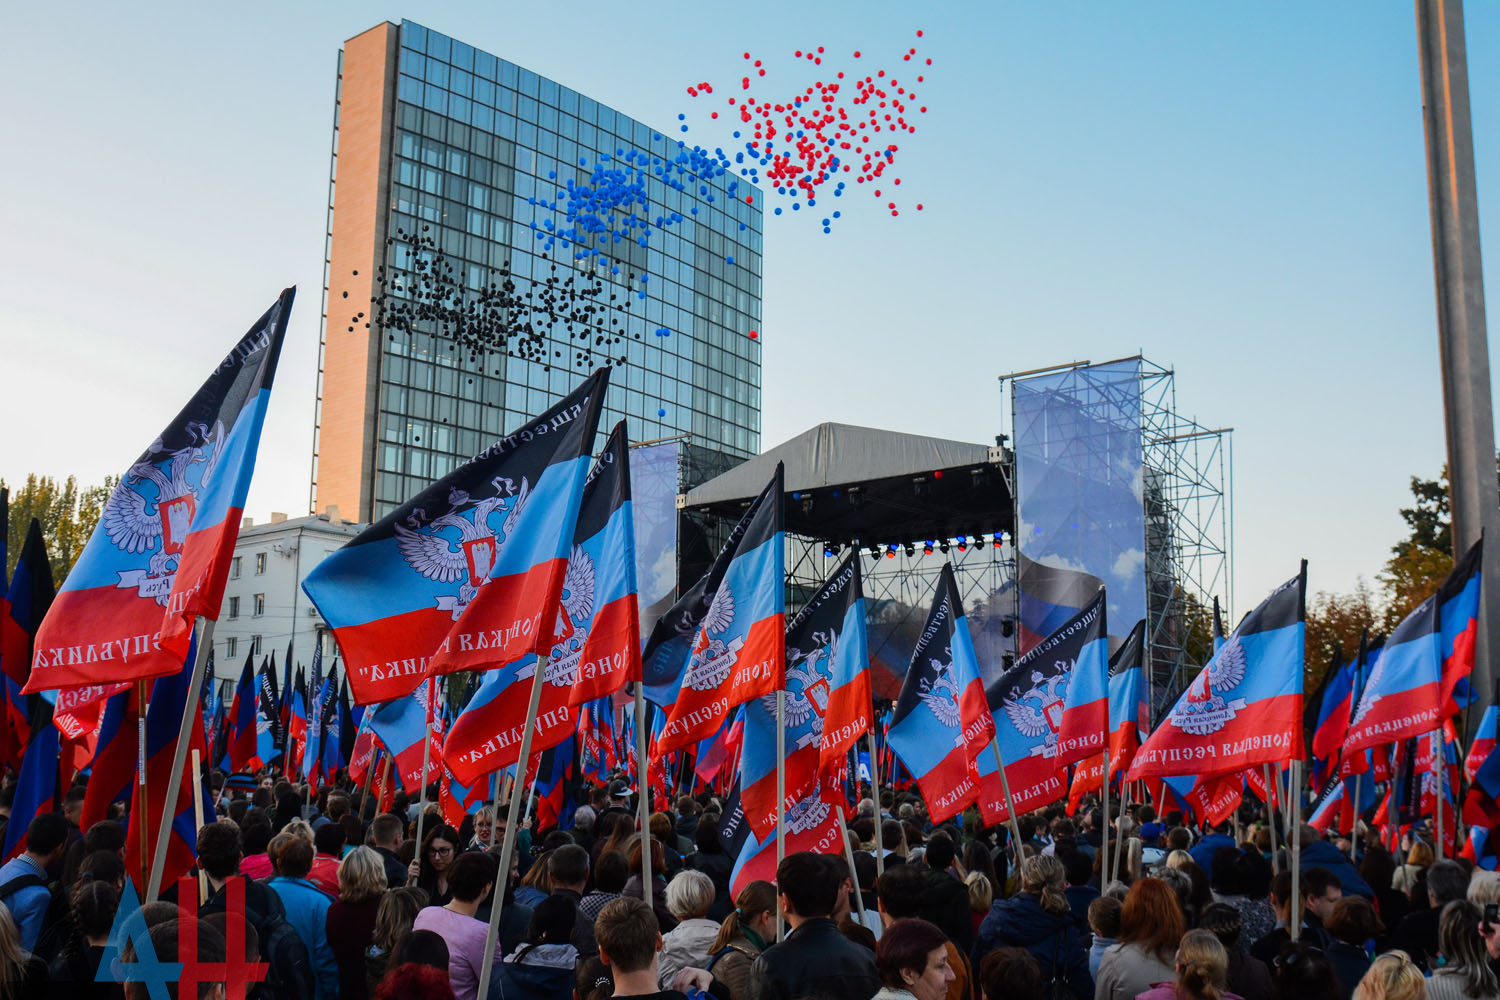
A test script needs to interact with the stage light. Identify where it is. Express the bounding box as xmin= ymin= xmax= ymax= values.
xmin=824 ymin=546 xmax=836 ymax=558
xmin=956 ymin=535 xmax=966 ymax=545
xmin=933 ymin=469 xmax=944 ymax=479
xmin=958 ymin=540 xmax=967 ymax=551
xmin=904 ymin=543 xmax=915 ymax=557
xmin=885 ymin=549 xmax=896 ymax=559
xmin=974 ymin=537 xmax=985 ymax=550
xmin=923 ymin=542 xmax=934 ymax=555
xmin=792 ymin=491 xmax=802 ymax=501
xmin=994 ymin=532 xmax=1006 ymax=545
xmin=939 ymin=541 xmax=950 ymax=554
